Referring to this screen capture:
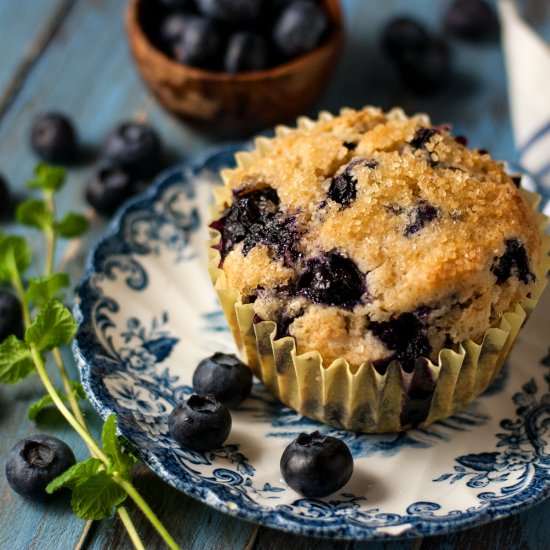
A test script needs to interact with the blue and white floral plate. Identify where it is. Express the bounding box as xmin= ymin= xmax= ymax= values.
xmin=74 ymin=145 xmax=550 ymax=540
